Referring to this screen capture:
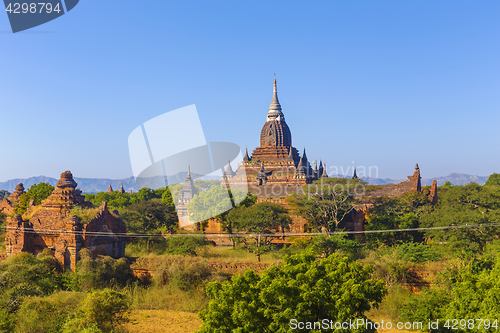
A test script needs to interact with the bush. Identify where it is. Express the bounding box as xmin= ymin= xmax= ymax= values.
xmin=157 ymin=260 xmax=211 ymax=291
xmin=126 ymin=236 xmax=210 ymax=257
xmin=61 ymin=289 xmax=129 ymax=333
xmin=0 ymin=251 xmax=62 ymax=312
xmin=14 ymin=291 xmax=82 ymax=333
xmin=361 ymin=249 xmax=415 ymax=286
xmin=395 ymin=242 xmax=441 ymax=263
xmin=0 ymin=309 xmax=15 ymax=333
xmin=401 ymin=287 xmax=450 ymax=324
xmin=64 ymin=249 xmax=135 ymax=291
